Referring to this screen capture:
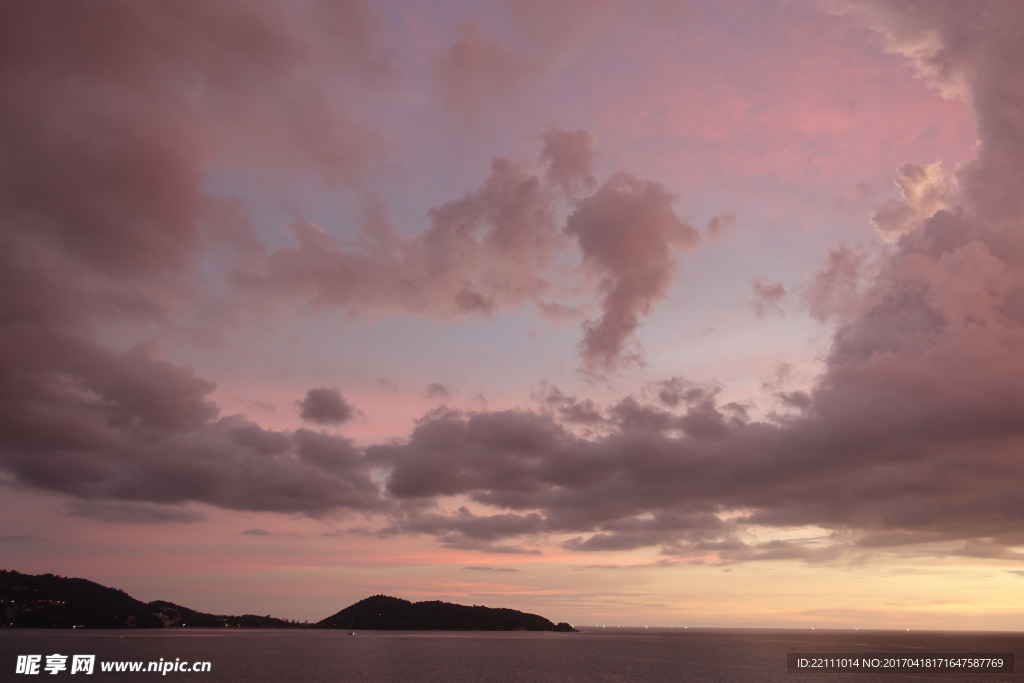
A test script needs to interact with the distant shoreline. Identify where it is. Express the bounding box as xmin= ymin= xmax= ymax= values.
xmin=1 ymin=570 xmax=575 ymax=632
